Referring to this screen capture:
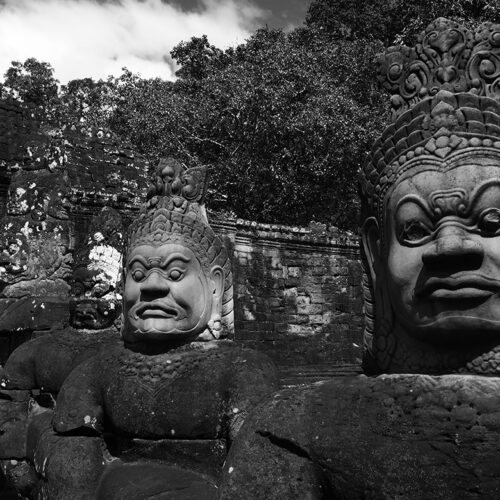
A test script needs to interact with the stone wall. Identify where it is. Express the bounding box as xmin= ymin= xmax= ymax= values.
xmin=213 ymin=219 xmax=363 ymax=383
xmin=0 ymin=100 xmax=150 ymax=363
xmin=0 ymin=100 xmax=364 ymax=382
xmin=0 ymin=99 xmax=33 ymax=219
